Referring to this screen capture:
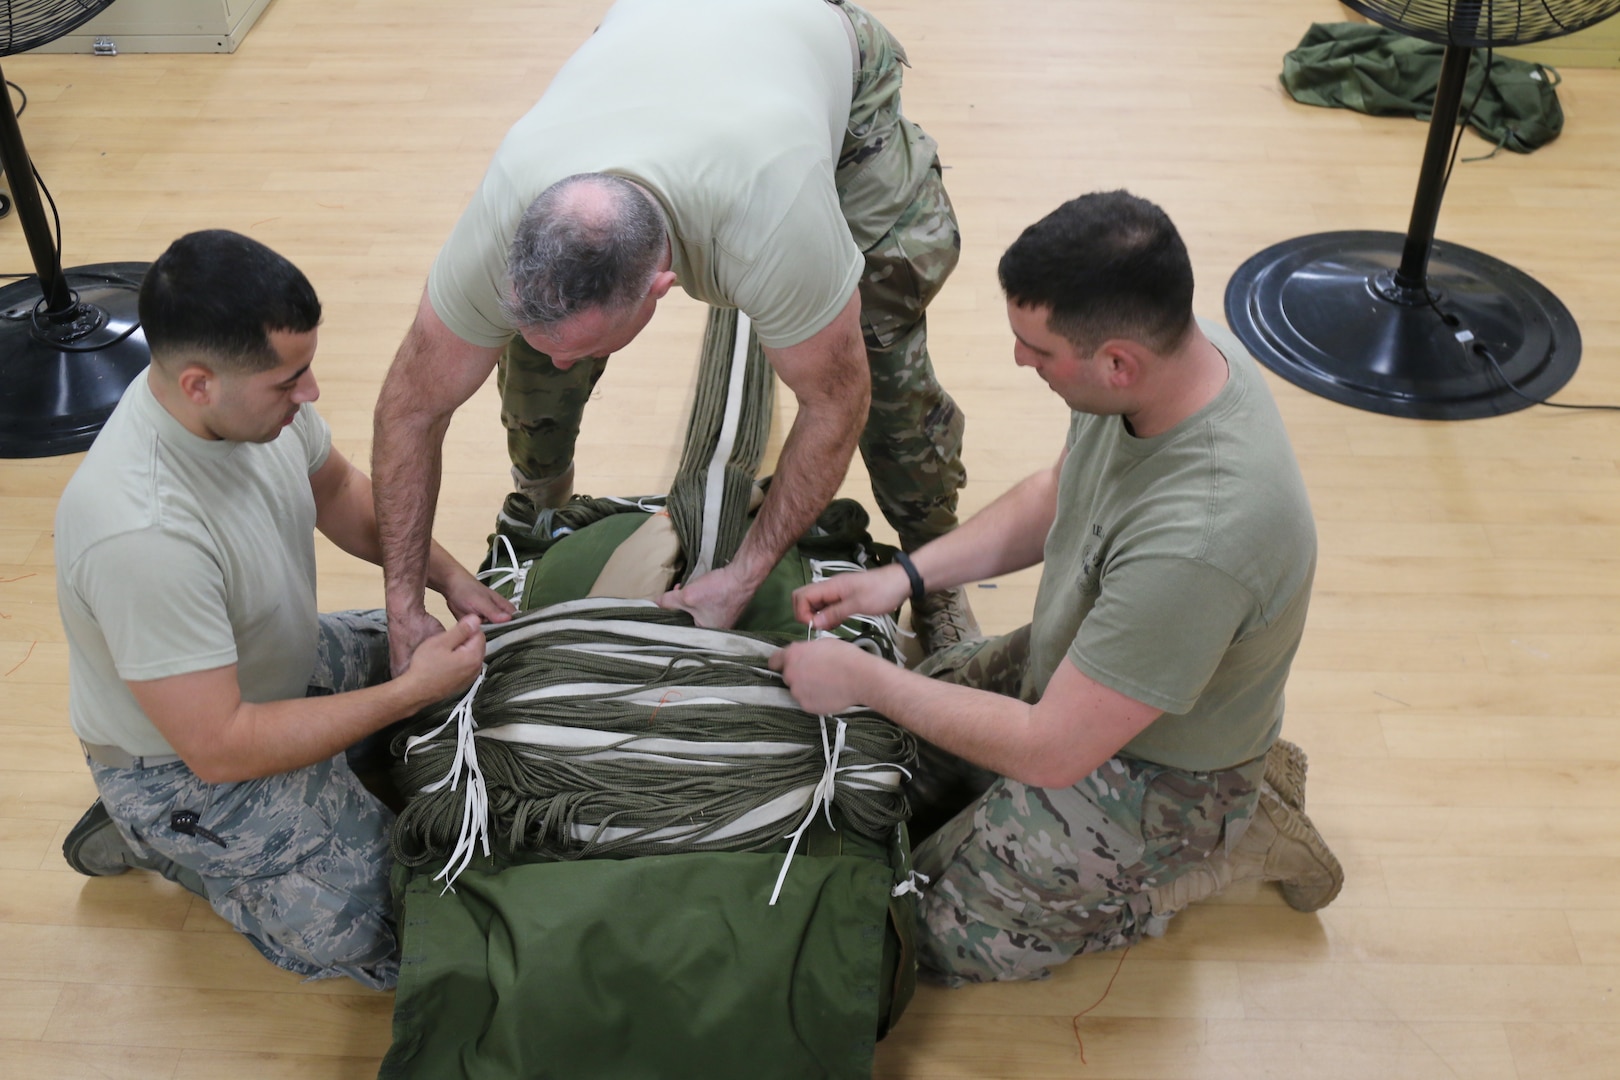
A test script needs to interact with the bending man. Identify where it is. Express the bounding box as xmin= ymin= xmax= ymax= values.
xmin=771 ymin=192 xmax=1343 ymax=984
xmin=373 ymin=0 xmax=968 ymax=666
xmin=57 ymin=231 xmax=496 ymax=989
